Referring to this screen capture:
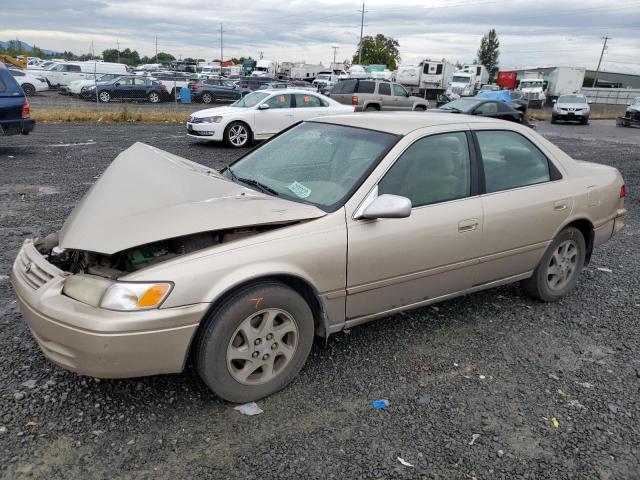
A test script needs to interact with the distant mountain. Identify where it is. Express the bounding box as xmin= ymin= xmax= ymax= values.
xmin=0 ymin=40 xmax=61 ymax=56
